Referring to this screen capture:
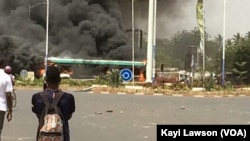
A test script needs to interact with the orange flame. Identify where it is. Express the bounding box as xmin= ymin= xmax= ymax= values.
xmin=39 ymin=68 xmax=45 ymax=76
xmin=139 ymin=71 xmax=145 ymax=82
xmin=61 ymin=69 xmax=73 ymax=74
xmin=37 ymin=62 xmax=73 ymax=78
